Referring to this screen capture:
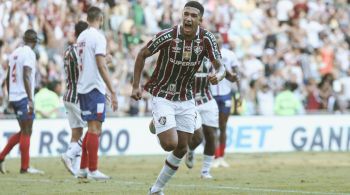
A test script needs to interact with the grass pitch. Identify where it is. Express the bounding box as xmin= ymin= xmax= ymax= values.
xmin=0 ymin=152 xmax=349 ymax=195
